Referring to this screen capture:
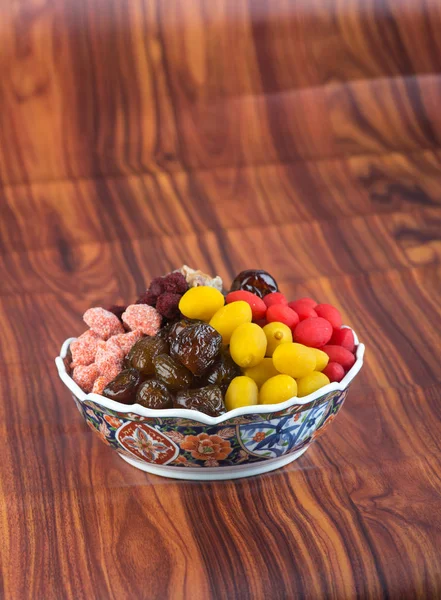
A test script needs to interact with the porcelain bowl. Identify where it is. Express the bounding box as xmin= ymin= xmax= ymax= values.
xmin=55 ymin=330 xmax=364 ymax=480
